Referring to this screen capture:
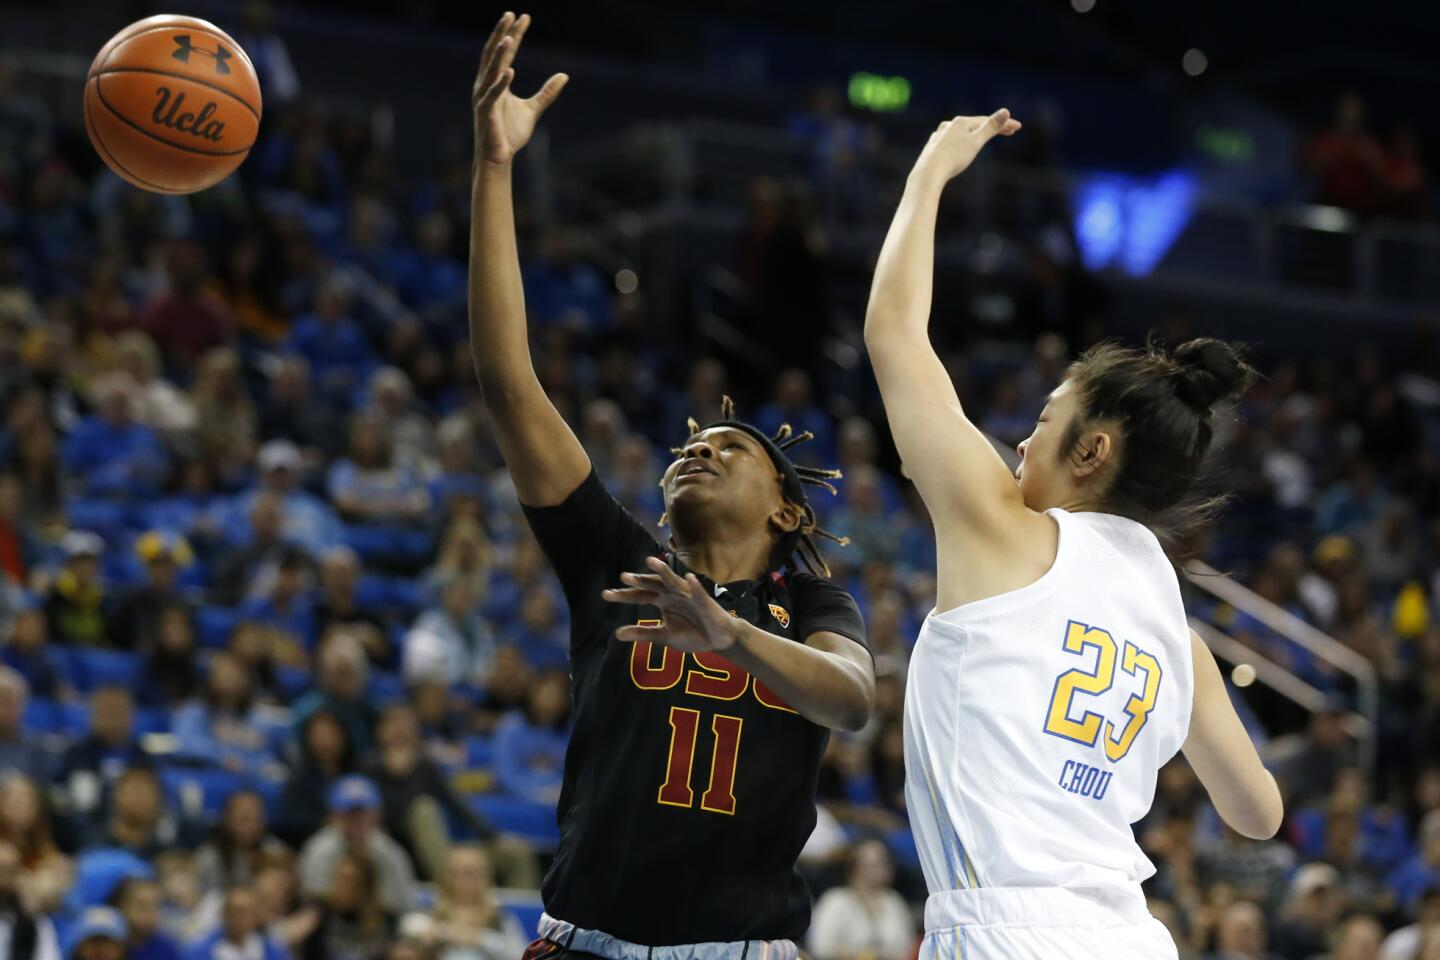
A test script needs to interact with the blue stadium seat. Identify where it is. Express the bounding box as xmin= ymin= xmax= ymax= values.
xmin=134 ymin=707 xmax=170 ymax=736
xmin=344 ymin=524 xmax=435 ymax=566
xmin=66 ymin=849 xmax=153 ymax=911
xmin=64 ymin=648 xmax=141 ymax=692
xmin=368 ymin=670 xmax=407 ymax=706
xmin=63 ymin=500 xmax=128 ymax=539
xmin=275 ymin=666 xmax=312 ymax=703
xmin=465 ymin=735 xmax=495 ymax=770
xmin=159 ymin=766 xmax=253 ymax=820
xmin=59 ymin=702 xmax=91 ymax=737
xmin=354 ymin=575 xmax=390 ymax=613
xmin=21 ymin=697 xmax=62 ymax=734
xmin=498 ymin=890 xmax=544 ymax=938
xmin=196 ymin=606 xmax=239 ymax=648
xmin=470 ymin=794 xmax=561 ymax=849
